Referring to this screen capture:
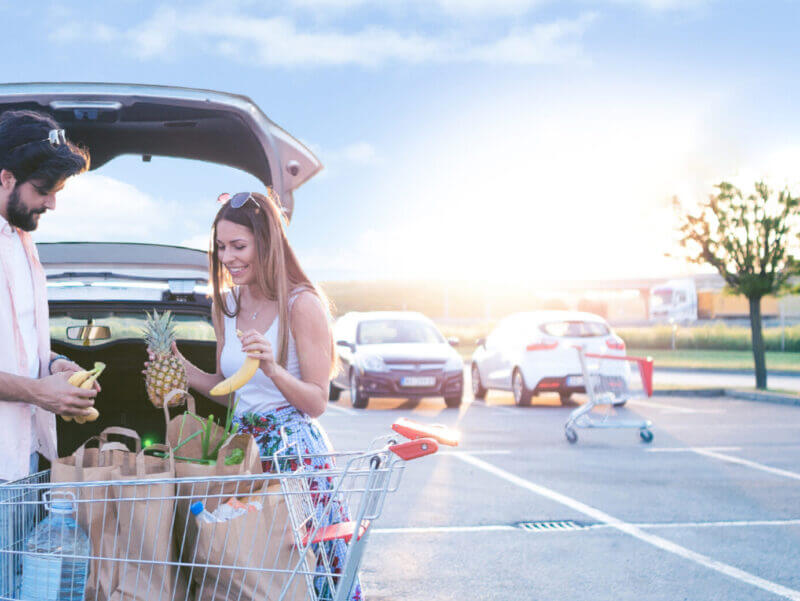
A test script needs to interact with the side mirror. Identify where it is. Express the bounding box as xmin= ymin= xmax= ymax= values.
xmin=447 ymin=337 xmax=460 ymax=347
xmin=475 ymin=337 xmax=486 ymax=348
xmin=66 ymin=325 xmax=111 ymax=343
xmin=336 ymin=340 xmax=355 ymax=352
